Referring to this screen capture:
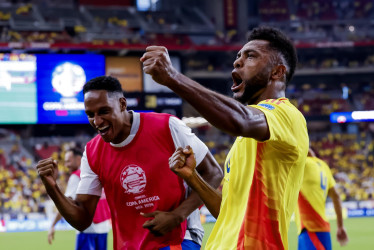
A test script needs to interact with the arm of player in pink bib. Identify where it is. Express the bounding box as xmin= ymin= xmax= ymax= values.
xmin=36 ymin=158 xmax=100 ymax=232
